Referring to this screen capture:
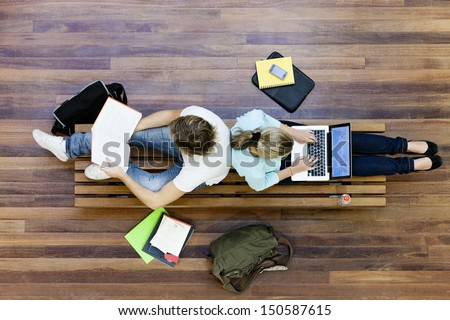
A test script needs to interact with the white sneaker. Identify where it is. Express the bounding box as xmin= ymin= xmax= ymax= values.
xmin=32 ymin=129 xmax=69 ymax=162
xmin=84 ymin=164 xmax=111 ymax=180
